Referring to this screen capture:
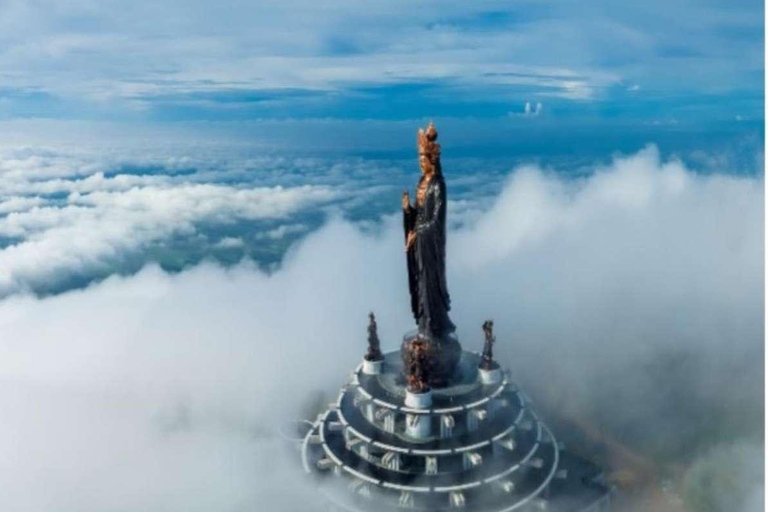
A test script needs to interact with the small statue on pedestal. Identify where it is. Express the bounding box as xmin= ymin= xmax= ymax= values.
xmin=479 ymin=320 xmax=499 ymax=370
xmin=365 ymin=312 xmax=383 ymax=362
